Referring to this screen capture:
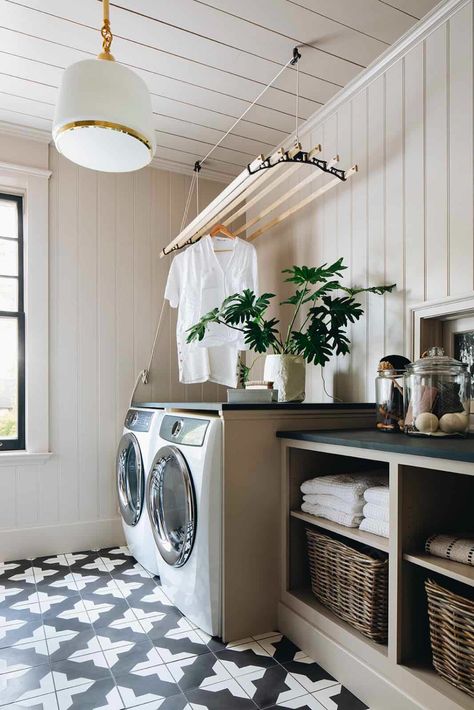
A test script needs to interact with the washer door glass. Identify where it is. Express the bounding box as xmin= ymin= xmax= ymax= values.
xmin=147 ymin=445 xmax=196 ymax=568
xmin=116 ymin=433 xmax=144 ymax=527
